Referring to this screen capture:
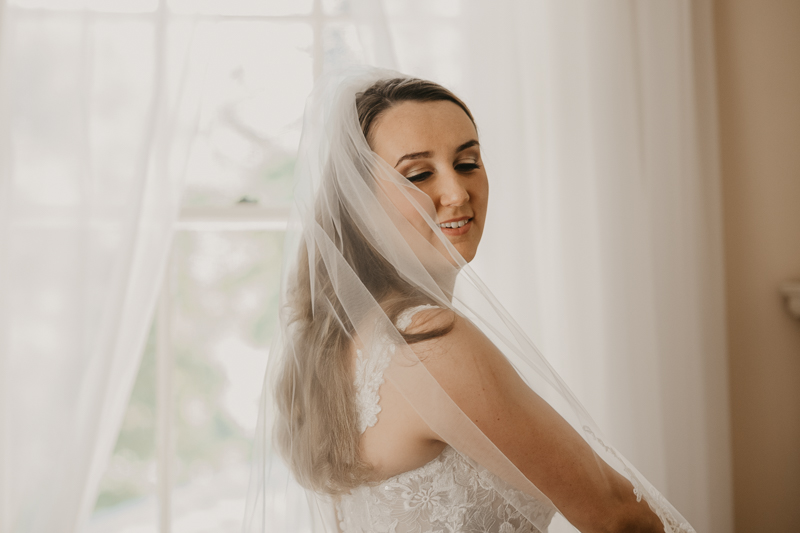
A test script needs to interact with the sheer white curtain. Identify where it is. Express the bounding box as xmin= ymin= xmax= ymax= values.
xmin=0 ymin=3 xmax=200 ymax=532
xmin=389 ymin=1 xmax=732 ymax=531
xmin=0 ymin=0 xmax=734 ymax=530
